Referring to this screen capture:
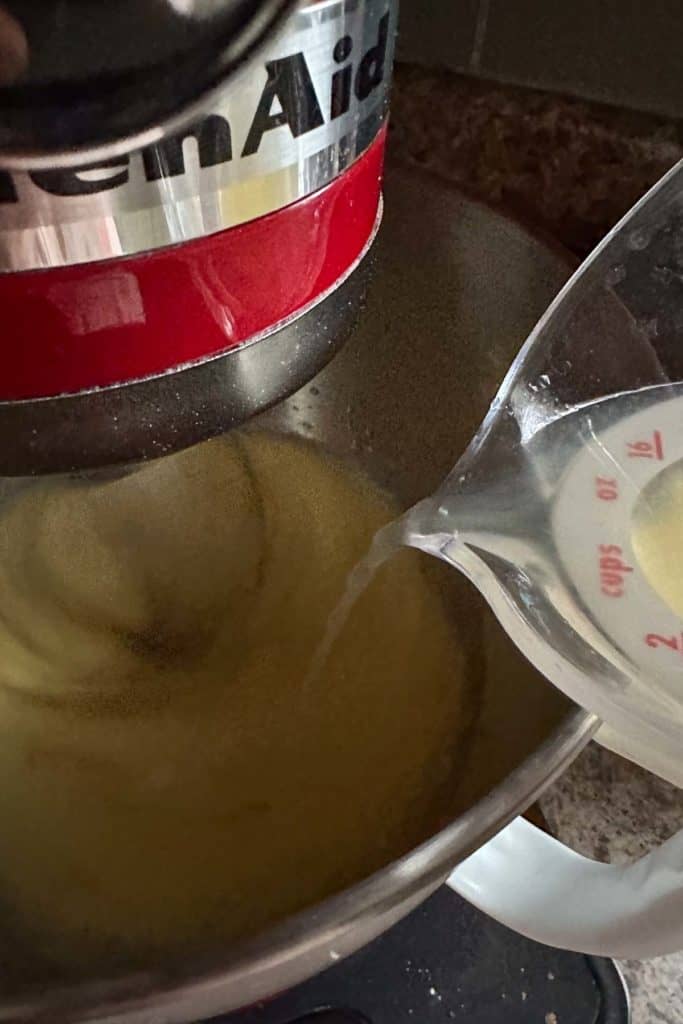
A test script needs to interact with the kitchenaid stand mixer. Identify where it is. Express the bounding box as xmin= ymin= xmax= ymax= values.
xmin=0 ymin=3 xmax=681 ymax=1021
